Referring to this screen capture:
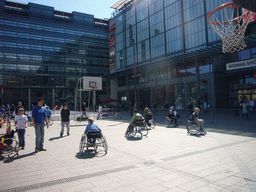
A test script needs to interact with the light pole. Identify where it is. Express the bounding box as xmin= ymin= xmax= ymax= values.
xmin=74 ymin=77 xmax=82 ymax=120
xmin=130 ymin=38 xmax=137 ymax=109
